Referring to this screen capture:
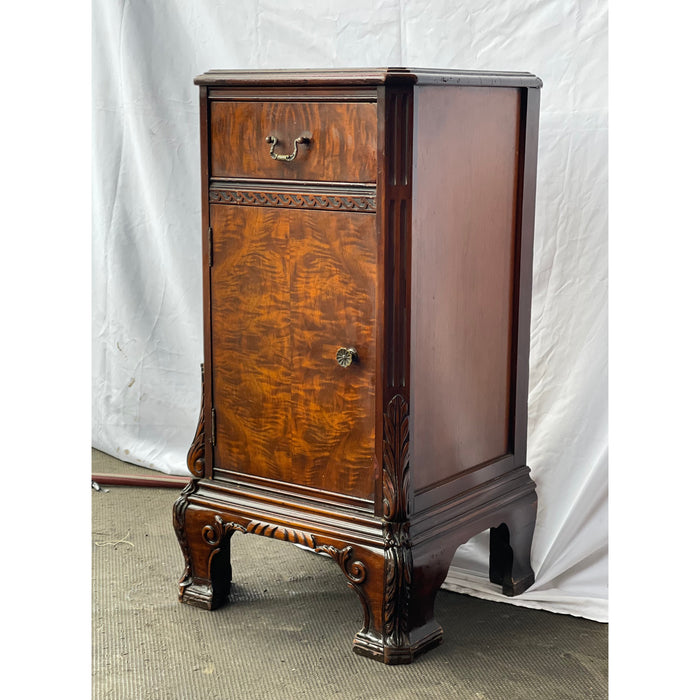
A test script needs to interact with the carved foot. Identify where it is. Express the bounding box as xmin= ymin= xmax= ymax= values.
xmin=345 ymin=529 xmax=451 ymax=664
xmin=353 ymin=622 xmax=443 ymax=665
xmin=173 ymin=483 xmax=232 ymax=610
xmin=489 ymin=494 xmax=537 ymax=596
